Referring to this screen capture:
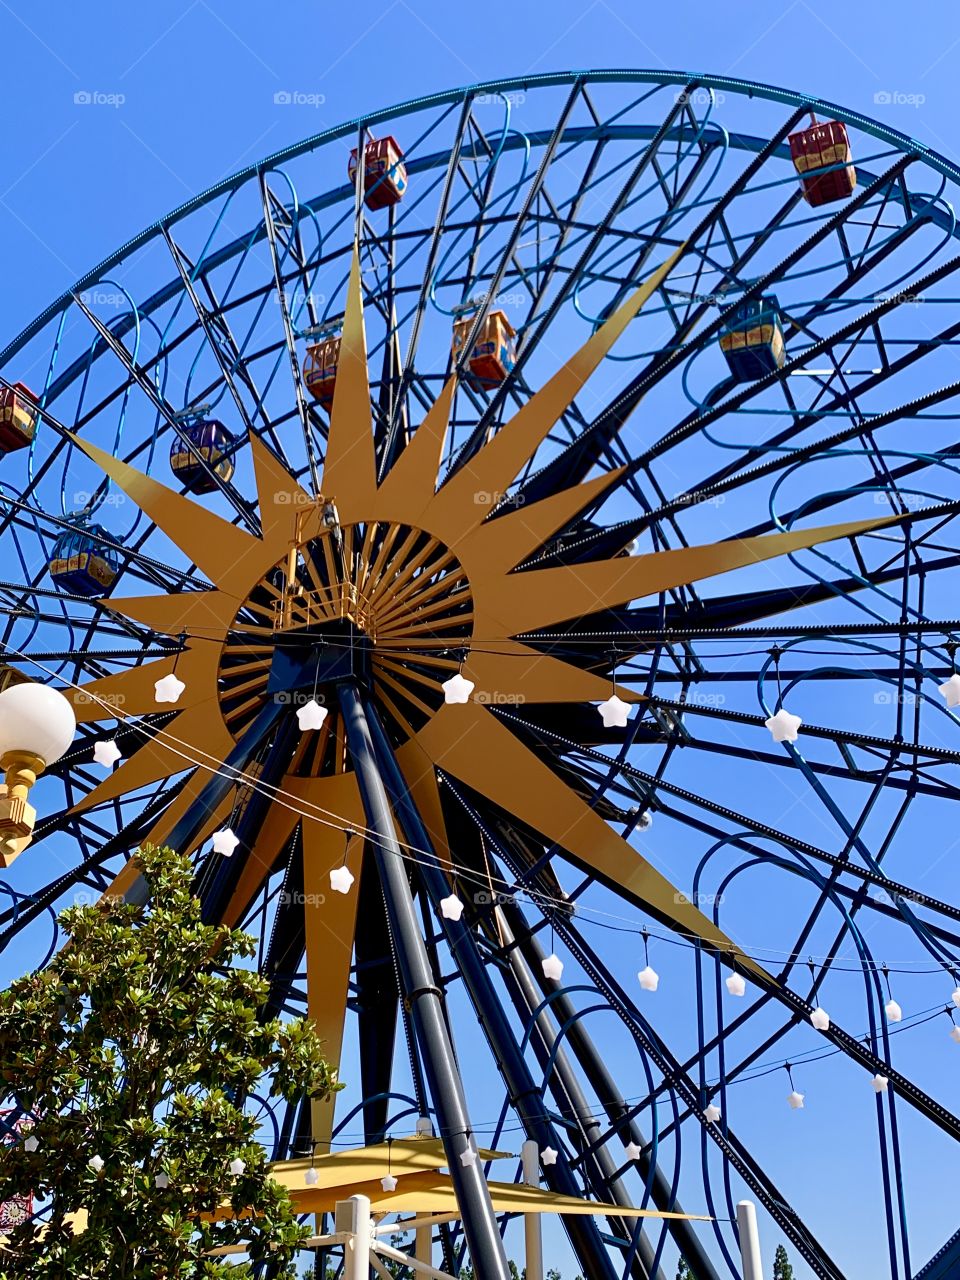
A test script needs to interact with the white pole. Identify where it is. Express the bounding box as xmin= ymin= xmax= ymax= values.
xmin=522 ymin=1139 xmax=544 ymax=1280
xmin=736 ymin=1200 xmax=764 ymax=1280
xmin=416 ymin=1117 xmax=434 ymax=1266
xmin=341 ymin=1194 xmax=371 ymax=1280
